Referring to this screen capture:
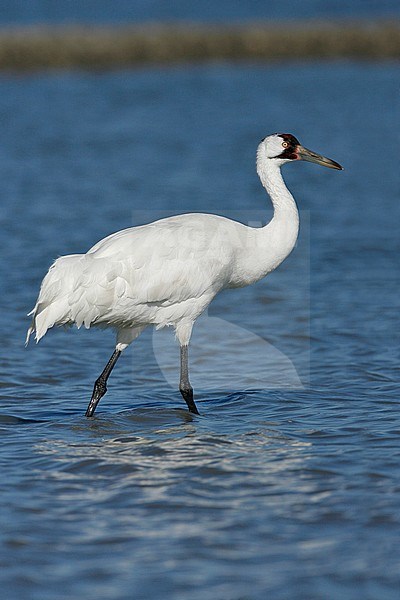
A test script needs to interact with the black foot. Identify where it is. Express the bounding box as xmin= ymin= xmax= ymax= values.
xmin=85 ymin=377 xmax=107 ymax=417
xmin=179 ymin=386 xmax=200 ymax=415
